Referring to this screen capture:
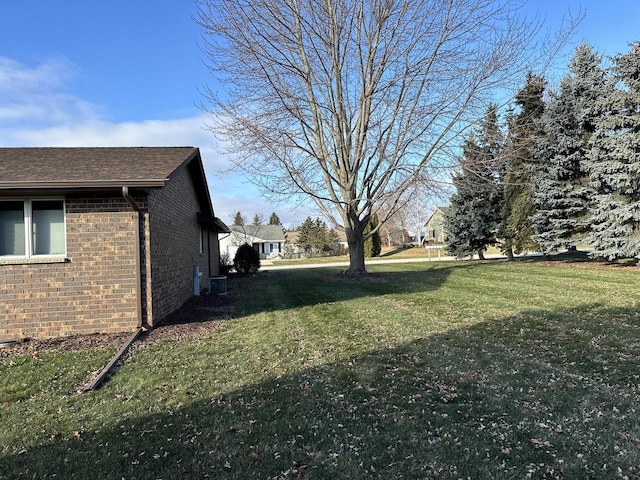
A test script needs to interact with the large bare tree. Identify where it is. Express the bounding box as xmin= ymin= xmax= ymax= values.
xmin=197 ymin=0 xmax=576 ymax=274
